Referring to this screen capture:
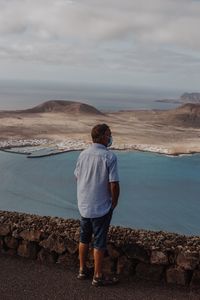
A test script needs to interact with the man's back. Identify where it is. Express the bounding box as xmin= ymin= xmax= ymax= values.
xmin=74 ymin=143 xmax=119 ymax=218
